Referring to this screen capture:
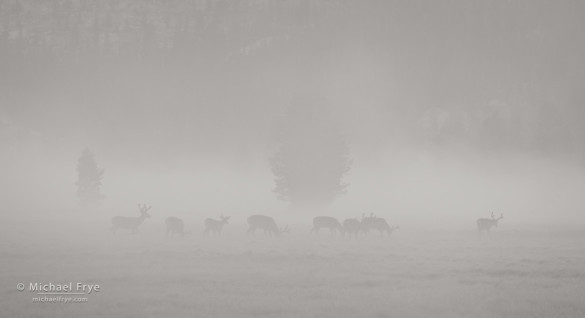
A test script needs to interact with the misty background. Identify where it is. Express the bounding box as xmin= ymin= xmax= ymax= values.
xmin=1 ymin=0 xmax=585 ymax=228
